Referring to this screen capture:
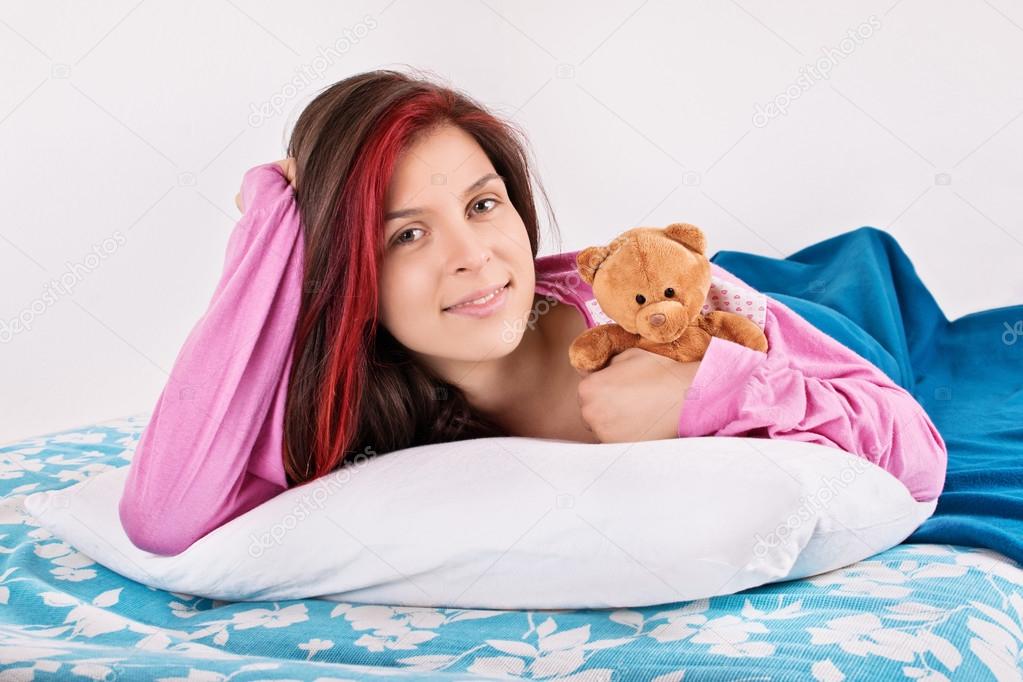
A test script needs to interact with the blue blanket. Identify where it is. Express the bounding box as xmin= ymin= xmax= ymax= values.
xmin=711 ymin=226 xmax=1023 ymax=566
